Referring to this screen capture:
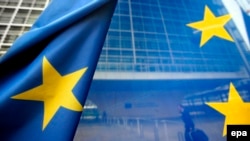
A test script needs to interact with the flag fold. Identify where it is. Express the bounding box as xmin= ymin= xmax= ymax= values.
xmin=0 ymin=0 xmax=117 ymax=140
